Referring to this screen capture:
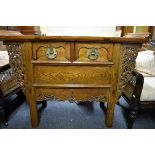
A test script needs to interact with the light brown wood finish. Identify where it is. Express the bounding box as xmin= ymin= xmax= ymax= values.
xmin=34 ymin=66 xmax=112 ymax=85
xmin=32 ymin=42 xmax=70 ymax=61
xmin=0 ymin=36 xmax=147 ymax=128
xmin=106 ymin=44 xmax=121 ymax=127
xmin=0 ymin=35 xmax=147 ymax=43
xmin=35 ymin=88 xmax=109 ymax=102
xmin=22 ymin=42 xmax=38 ymax=127
xmin=75 ymin=43 xmax=113 ymax=62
